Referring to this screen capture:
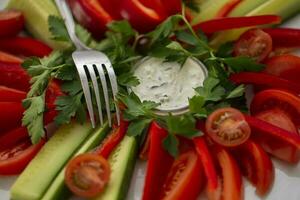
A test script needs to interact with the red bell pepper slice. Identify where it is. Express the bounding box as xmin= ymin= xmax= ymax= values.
xmin=95 ymin=117 xmax=129 ymax=158
xmin=0 ymin=10 xmax=24 ymax=38
xmin=139 ymin=0 xmax=167 ymax=18
xmin=229 ymin=72 xmax=300 ymax=94
xmin=215 ymin=0 xmax=242 ymax=18
xmin=263 ymin=28 xmax=300 ymax=48
xmin=0 ymin=86 xmax=26 ymax=102
xmin=0 ymin=102 xmax=24 ymax=134
xmin=193 ymin=15 xmax=281 ymax=34
xmin=0 ymin=127 xmax=28 ymax=150
xmin=142 ymin=121 xmax=174 ymax=200
xmin=233 ymin=140 xmax=274 ymax=196
xmin=0 ymin=37 xmax=52 ymax=57
xmin=98 ymin=0 xmax=123 ymax=19
xmin=0 ymin=50 xmax=23 ymax=64
xmin=245 ymin=115 xmax=300 ymax=163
